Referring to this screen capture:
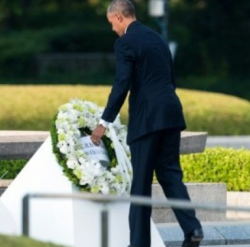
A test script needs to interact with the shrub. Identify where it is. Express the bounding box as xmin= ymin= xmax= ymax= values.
xmin=1 ymin=148 xmax=250 ymax=191
xmin=181 ymin=147 xmax=250 ymax=191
